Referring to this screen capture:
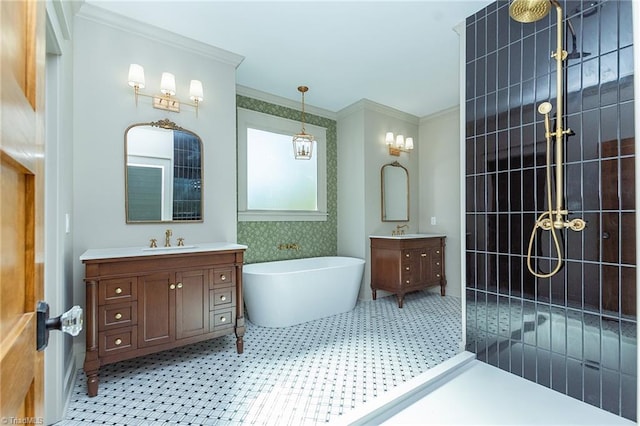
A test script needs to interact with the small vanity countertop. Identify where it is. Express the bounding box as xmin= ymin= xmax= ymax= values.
xmin=80 ymin=242 xmax=248 ymax=261
xmin=369 ymin=233 xmax=446 ymax=240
